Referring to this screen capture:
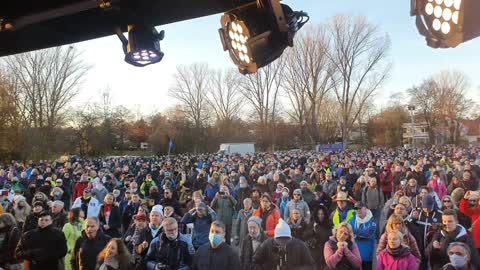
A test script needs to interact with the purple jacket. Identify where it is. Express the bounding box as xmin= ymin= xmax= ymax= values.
xmin=377 ymin=247 xmax=418 ymax=270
